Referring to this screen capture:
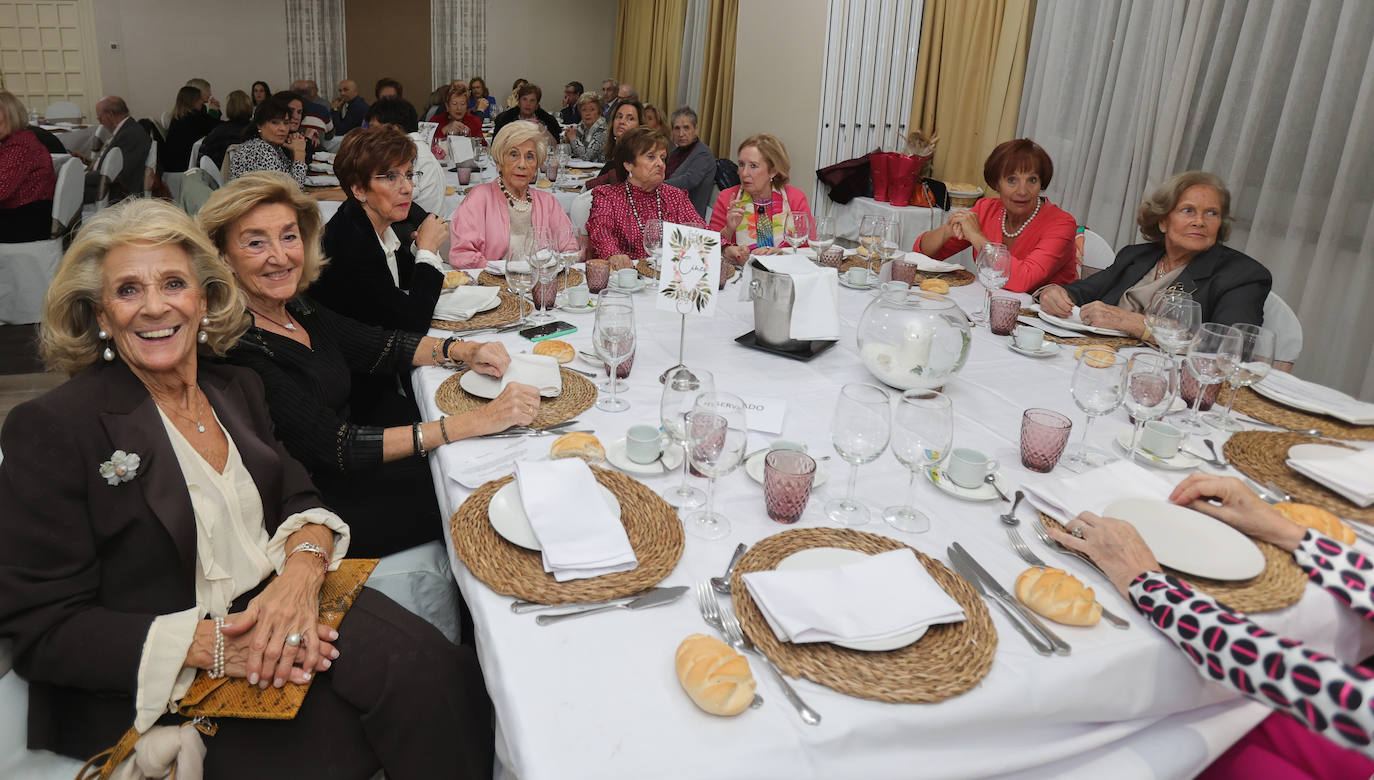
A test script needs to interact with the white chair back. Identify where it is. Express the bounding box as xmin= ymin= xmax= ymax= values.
xmin=201 ymin=155 xmax=224 ymax=187
xmin=220 ymin=144 xmax=238 ymax=184
xmin=43 ymin=101 xmax=81 ymax=122
xmin=143 ymin=139 xmax=158 ymax=197
xmin=0 ymin=239 xmax=63 ymax=324
xmin=1081 ymin=228 xmax=1115 ymax=272
xmin=94 ymin=146 xmax=123 ymax=211
xmin=571 ymin=190 xmax=594 ymax=234
xmin=51 ymin=158 xmax=84 ymax=237
xmin=1263 ymin=291 xmax=1303 ymax=364
xmin=188 ymin=137 xmax=204 ymax=172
